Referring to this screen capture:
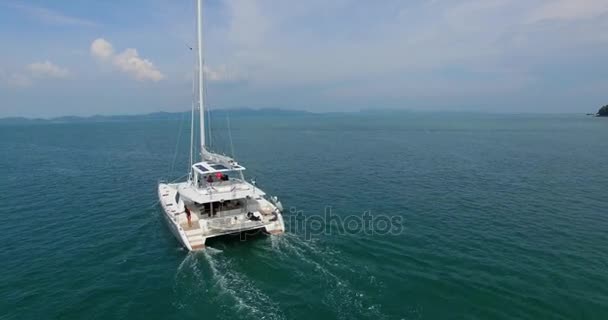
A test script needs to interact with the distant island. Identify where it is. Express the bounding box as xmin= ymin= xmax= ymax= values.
xmin=598 ymin=105 xmax=608 ymax=117
xmin=0 ymin=108 xmax=312 ymax=126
